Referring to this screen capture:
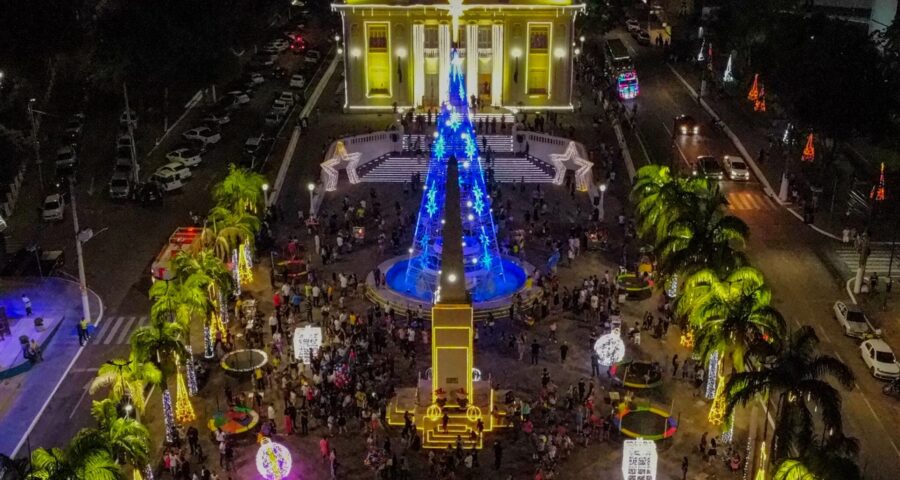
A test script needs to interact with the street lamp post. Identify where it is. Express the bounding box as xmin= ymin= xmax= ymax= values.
xmin=27 ymin=99 xmax=44 ymax=190
xmin=598 ymin=183 xmax=607 ymax=221
xmin=307 ymin=182 xmax=316 ymax=215
xmin=262 ymin=183 xmax=270 ymax=208
xmin=70 ymin=177 xmax=93 ymax=329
